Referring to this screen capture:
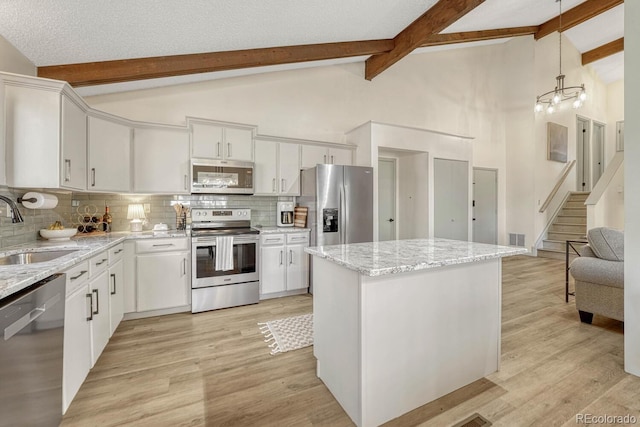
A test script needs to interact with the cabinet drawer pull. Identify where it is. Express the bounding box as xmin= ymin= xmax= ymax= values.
xmin=152 ymin=243 xmax=174 ymax=247
xmin=86 ymin=293 xmax=93 ymax=321
xmin=265 ymin=238 xmax=280 ymax=242
xmin=110 ymin=273 xmax=117 ymax=295
xmin=64 ymin=159 xmax=71 ymax=182
xmin=70 ymin=270 xmax=87 ymax=281
xmin=95 ymin=258 xmax=108 ymax=266
xmin=93 ymin=289 xmax=99 ymax=315
xmin=114 ymin=249 xmax=123 ymax=254
xmin=91 ymin=168 xmax=96 ymax=187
